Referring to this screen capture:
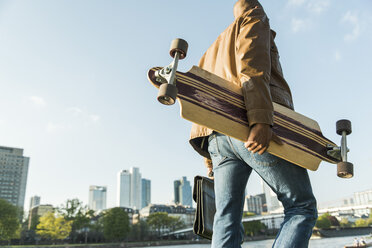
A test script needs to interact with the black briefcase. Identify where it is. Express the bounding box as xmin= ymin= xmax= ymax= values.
xmin=192 ymin=175 xmax=216 ymax=240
